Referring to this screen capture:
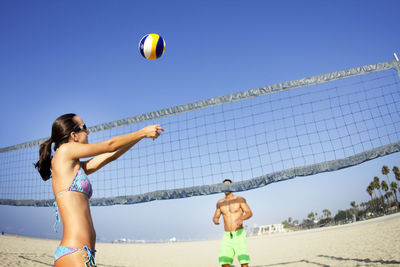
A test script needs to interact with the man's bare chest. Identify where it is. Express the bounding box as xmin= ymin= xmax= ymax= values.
xmin=220 ymin=202 xmax=242 ymax=214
